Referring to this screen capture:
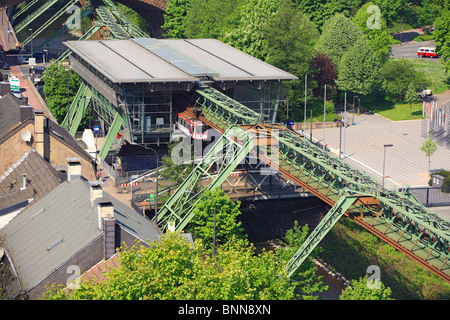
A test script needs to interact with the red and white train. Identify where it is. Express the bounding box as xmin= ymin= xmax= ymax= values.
xmin=176 ymin=113 xmax=209 ymax=140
